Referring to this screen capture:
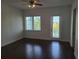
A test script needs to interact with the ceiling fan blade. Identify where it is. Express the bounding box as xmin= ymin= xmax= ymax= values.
xmin=22 ymin=0 xmax=27 ymax=2
xmin=34 ymin=0 xmax=40 ymax=2
xmin=35 ymin=3 xmax=43 ymax=6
